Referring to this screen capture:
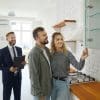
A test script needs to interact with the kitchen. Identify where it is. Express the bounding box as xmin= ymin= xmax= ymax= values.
xmin=0 ymin=0 xmax=100 ymax=100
